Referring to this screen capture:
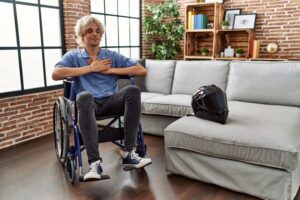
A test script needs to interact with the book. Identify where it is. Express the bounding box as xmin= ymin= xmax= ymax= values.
xmin=194 ymin=14 xmax=208 ymax=30
xmin=253 ymin=40 xmax=260 ymax=59
xmin=249 ymin=38 xmax=254 ymax=58
xmin=188 ymin=11 xmax=195 ymax=30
